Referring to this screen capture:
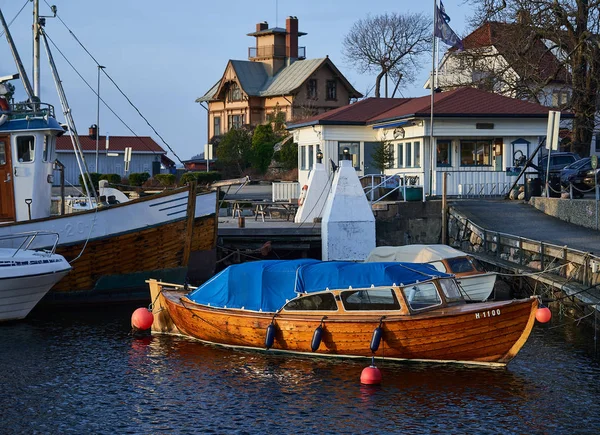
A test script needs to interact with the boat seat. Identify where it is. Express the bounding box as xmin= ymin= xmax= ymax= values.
xmin=107 ymin=195 xmax=118 ymax=204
